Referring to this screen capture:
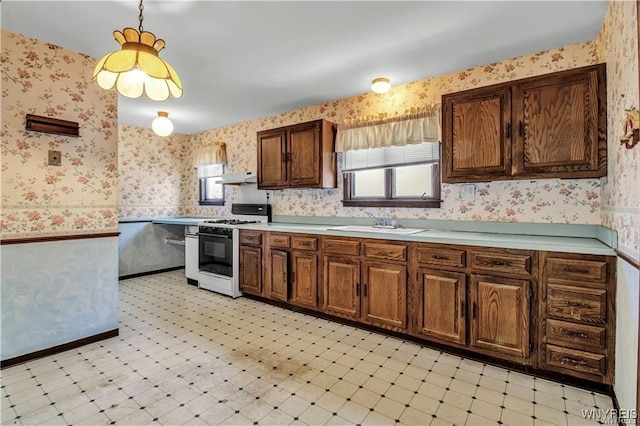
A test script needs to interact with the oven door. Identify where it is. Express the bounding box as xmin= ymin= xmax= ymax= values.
xmin=198 ymin=232 xmax=233 ymax=277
